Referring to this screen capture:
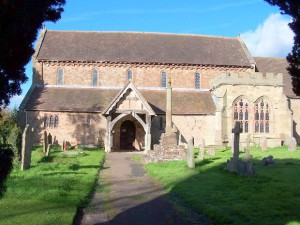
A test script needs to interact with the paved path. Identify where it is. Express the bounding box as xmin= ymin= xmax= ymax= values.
xmin=75 ymin=152 xmax=209 ymax=225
